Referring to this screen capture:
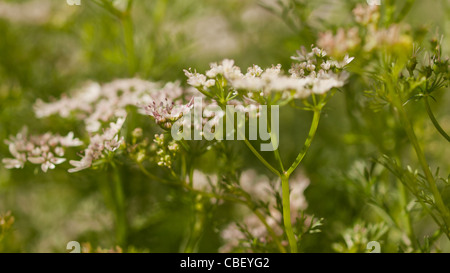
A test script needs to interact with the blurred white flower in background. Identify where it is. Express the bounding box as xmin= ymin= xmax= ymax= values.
xmin=220 ymin=171 xmax=310 ymax=252
xmin=2 ymin=128 xmax=83 ymax=172
xmin=0 ymin=0 xmax=75 ymax=26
